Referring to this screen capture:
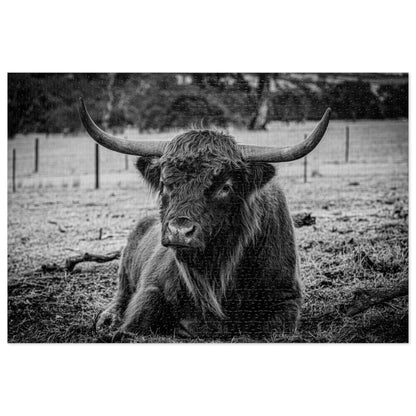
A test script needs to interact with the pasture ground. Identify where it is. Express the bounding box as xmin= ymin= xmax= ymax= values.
xmin=7 ymin=120 xmax=408 ymax=342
